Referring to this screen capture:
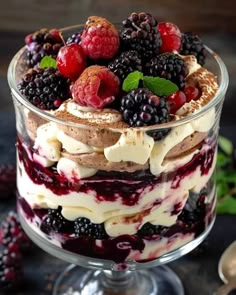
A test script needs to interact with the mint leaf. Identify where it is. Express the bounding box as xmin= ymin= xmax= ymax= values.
xmin=218 ymin=135 xmax=233 ymax=156
xmin=122 ymin=71 xmax=143 ymax=92
xmin=143 ymin=76 xmax=178 ymax=96
xmin=217 ymin=196 xmax=236 ymax=214
xmin=217 ymin=152 xmax=231 ymax=168
xmin=39 ymin=56 xmax=57 ymax=69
